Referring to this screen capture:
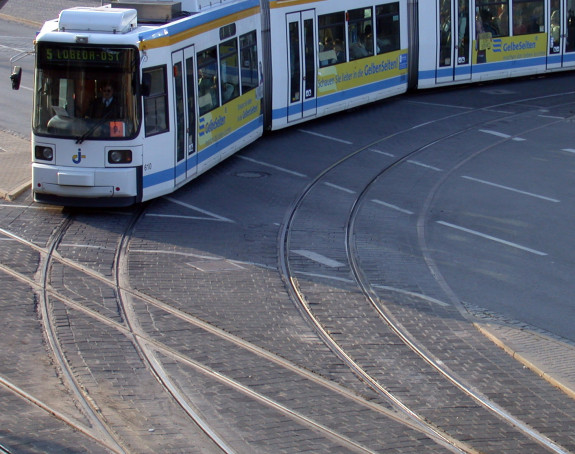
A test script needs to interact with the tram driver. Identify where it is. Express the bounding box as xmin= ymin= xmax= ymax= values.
xmin=88 ymin=82 xmax=121 ymax=119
